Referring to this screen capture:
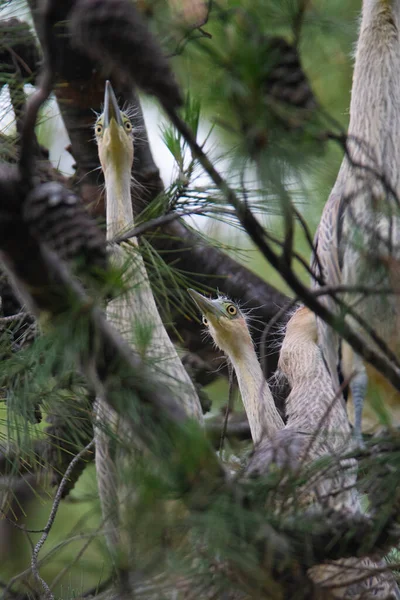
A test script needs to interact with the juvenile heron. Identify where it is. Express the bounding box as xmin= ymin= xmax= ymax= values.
xmin=314 ymin=0 xmax=400 ymax=441
xmin=279 ymin=307 xmax=399 ymax=599
xmin=189 ymin=292 xmax=398 ymax=597
xmin=96 ymin=81 xmax=202 ymax=415
xmin=247 ymin=305 xmax=356 ymax=502
xmin=94 ymin=82 xmax=202 ymax=555
xmin=188 ymin=289 xmax=284 ymax=443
